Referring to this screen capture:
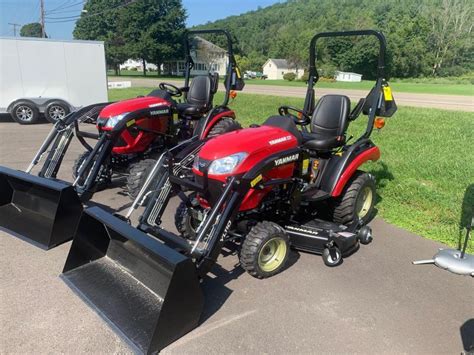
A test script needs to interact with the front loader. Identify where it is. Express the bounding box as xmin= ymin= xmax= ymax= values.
xmin=61 ymin=30 xmax=395 ymax=353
